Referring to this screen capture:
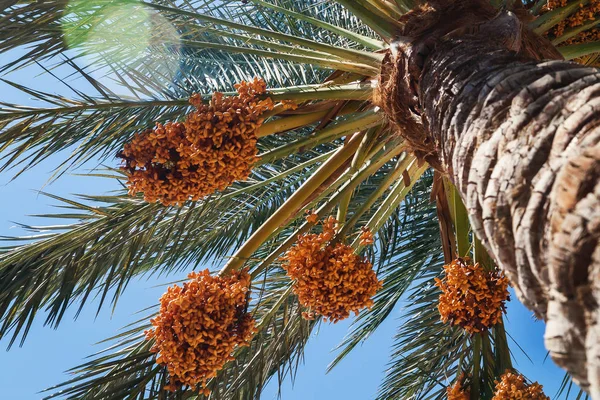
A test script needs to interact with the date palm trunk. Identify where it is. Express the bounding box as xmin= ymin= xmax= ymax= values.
xmin=377 ymin=0 xmax=600 ymax=395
